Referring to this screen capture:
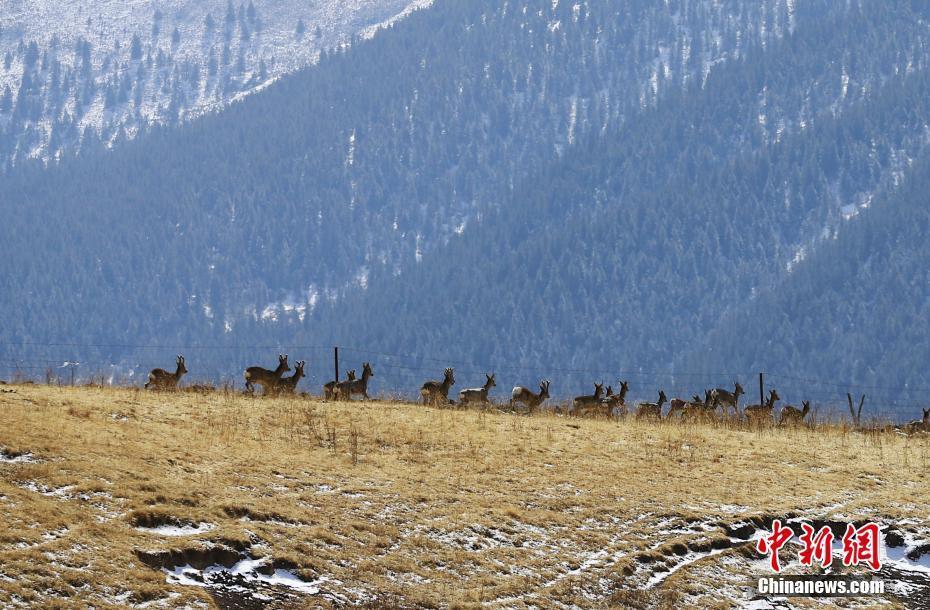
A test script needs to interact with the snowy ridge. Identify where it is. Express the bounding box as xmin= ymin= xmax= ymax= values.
xmin=0 ymin=0 xmax=424 ymax=165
